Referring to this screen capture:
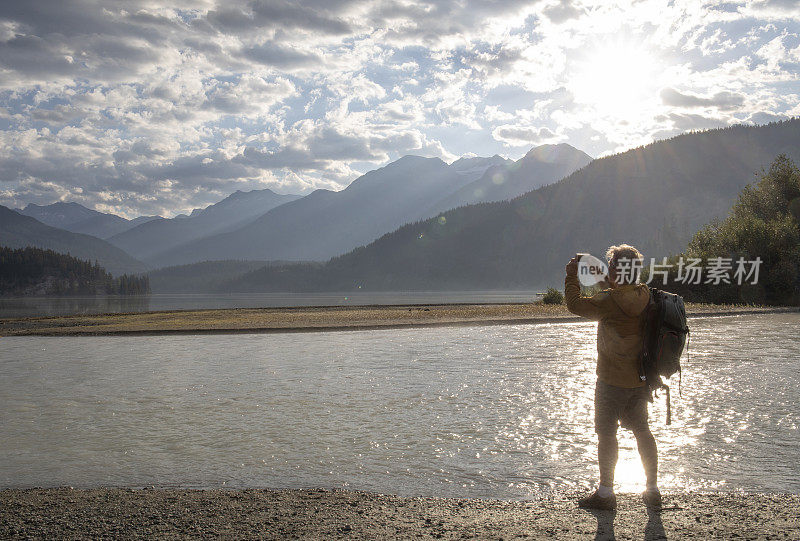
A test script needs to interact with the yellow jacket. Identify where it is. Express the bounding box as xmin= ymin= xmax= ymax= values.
xmin=564 ymin=273 xmax=651 ymax=388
